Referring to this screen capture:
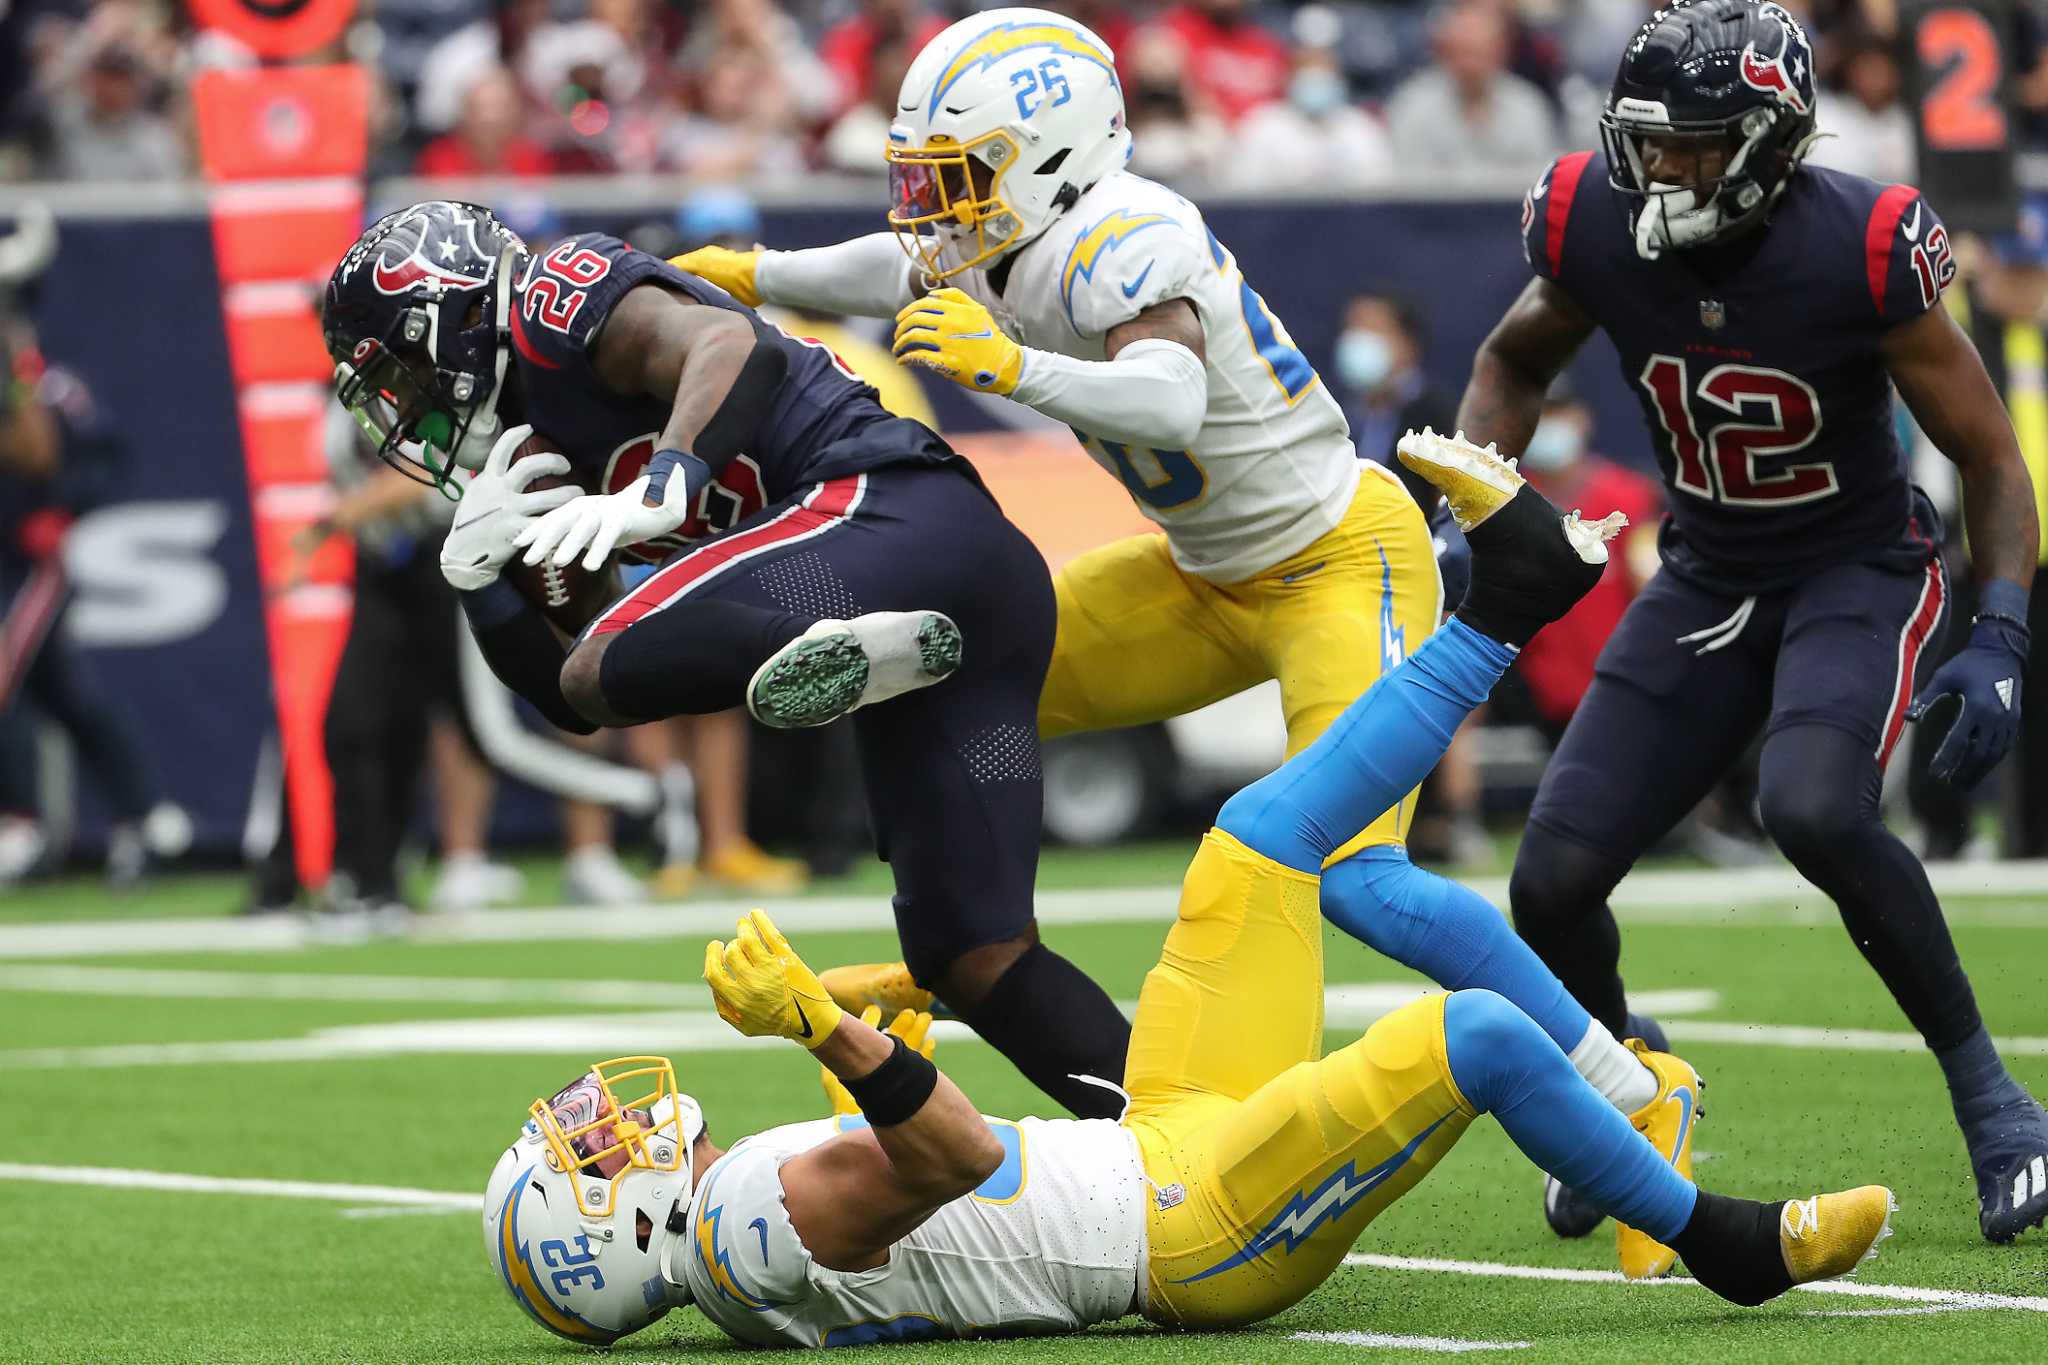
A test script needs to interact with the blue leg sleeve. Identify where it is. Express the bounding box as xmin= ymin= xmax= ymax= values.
xmin=1443 ymin=990 xmax=1696 ymax=1242
xmin=1216 ymin=619 xmax=1516 ymax=873
xmin=1324 ymin=847 xmax=1592 ymax=1052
